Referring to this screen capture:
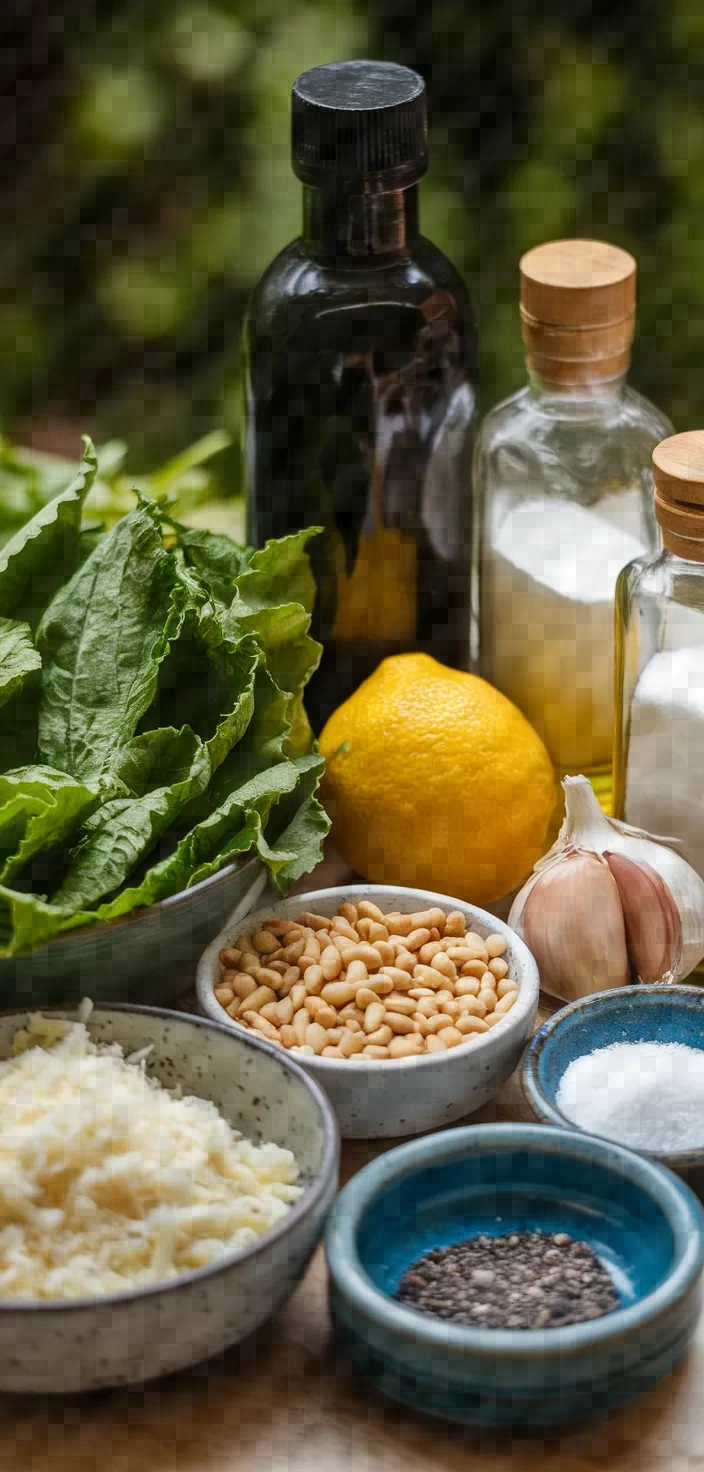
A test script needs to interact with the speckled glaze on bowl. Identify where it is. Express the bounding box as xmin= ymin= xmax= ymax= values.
xmin=197 ymin=885 xmax=540 ymax=1139
xmin=523 ymin=985 xmax=704 ymax=1190
xmin=0 ymin=857 xmax=267 ymax=1009
xmin=0 ymin=1004 xmax=338 ymax=1394
xmin=326 ymin=1122 xmax=704 ymax=1427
